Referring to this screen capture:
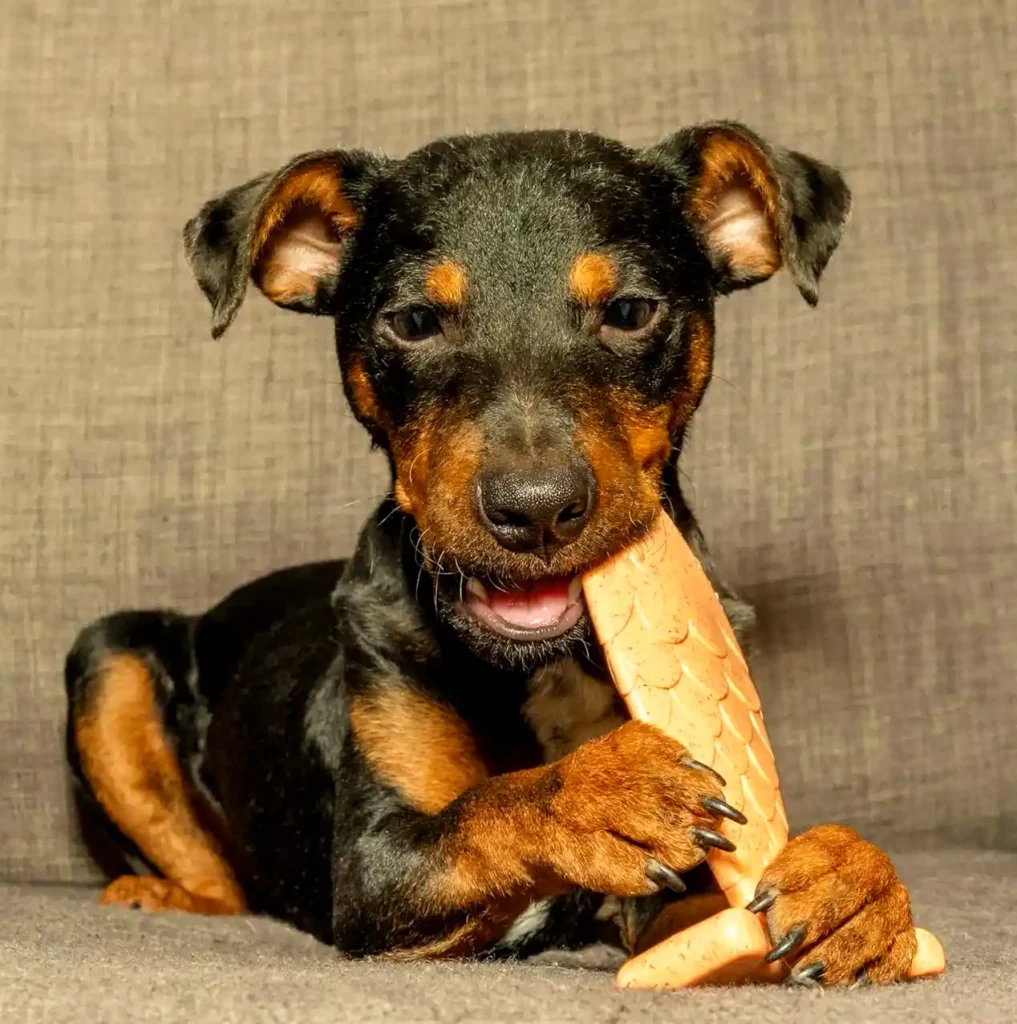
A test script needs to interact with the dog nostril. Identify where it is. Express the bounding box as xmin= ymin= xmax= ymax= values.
xmin=486 ymin=507 xmax=530 ymax=529
xmin=557 ymin=500 xmax=587 ymax=525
